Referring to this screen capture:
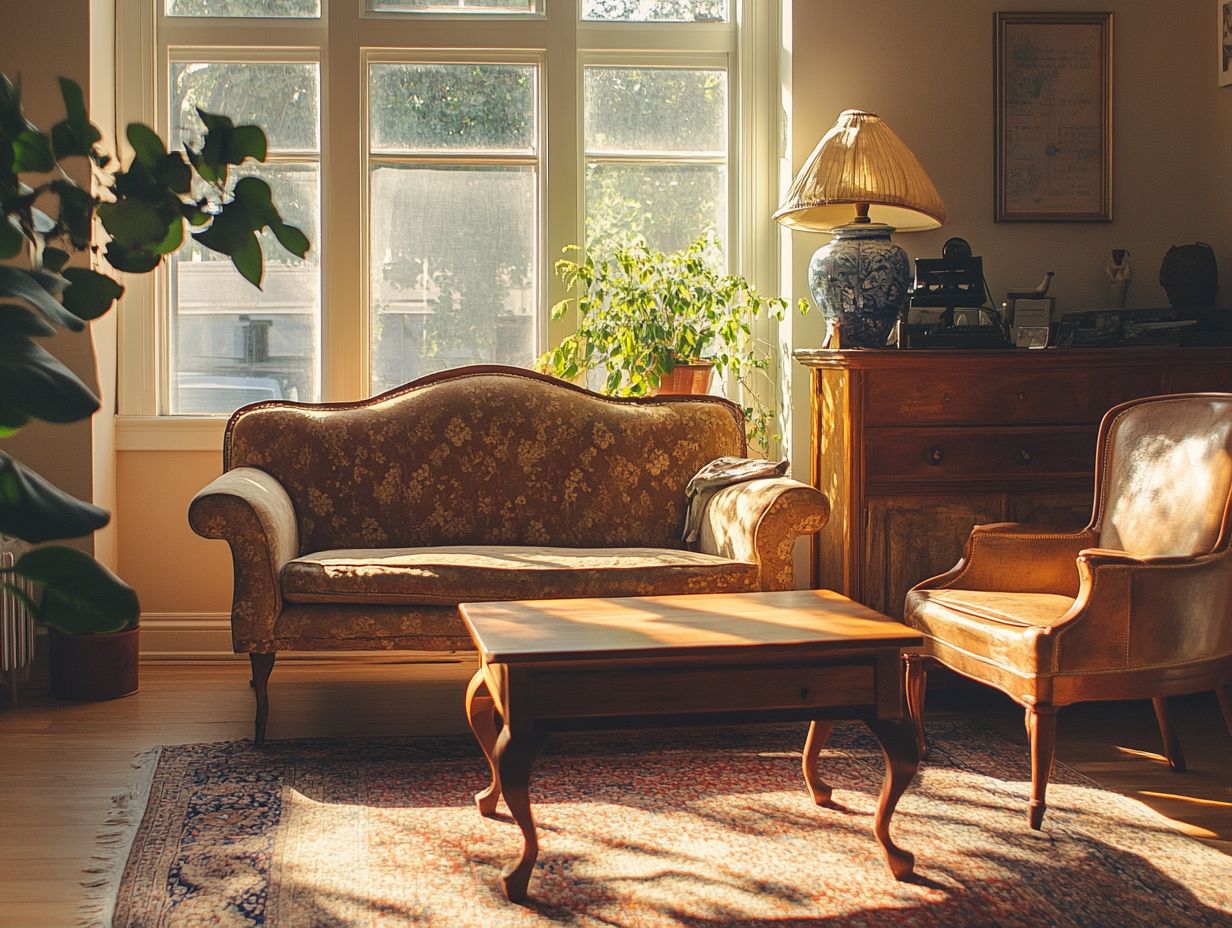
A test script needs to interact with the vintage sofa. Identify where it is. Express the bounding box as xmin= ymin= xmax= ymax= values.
xmin=189 ymin=365 xmax=829 ymax=741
